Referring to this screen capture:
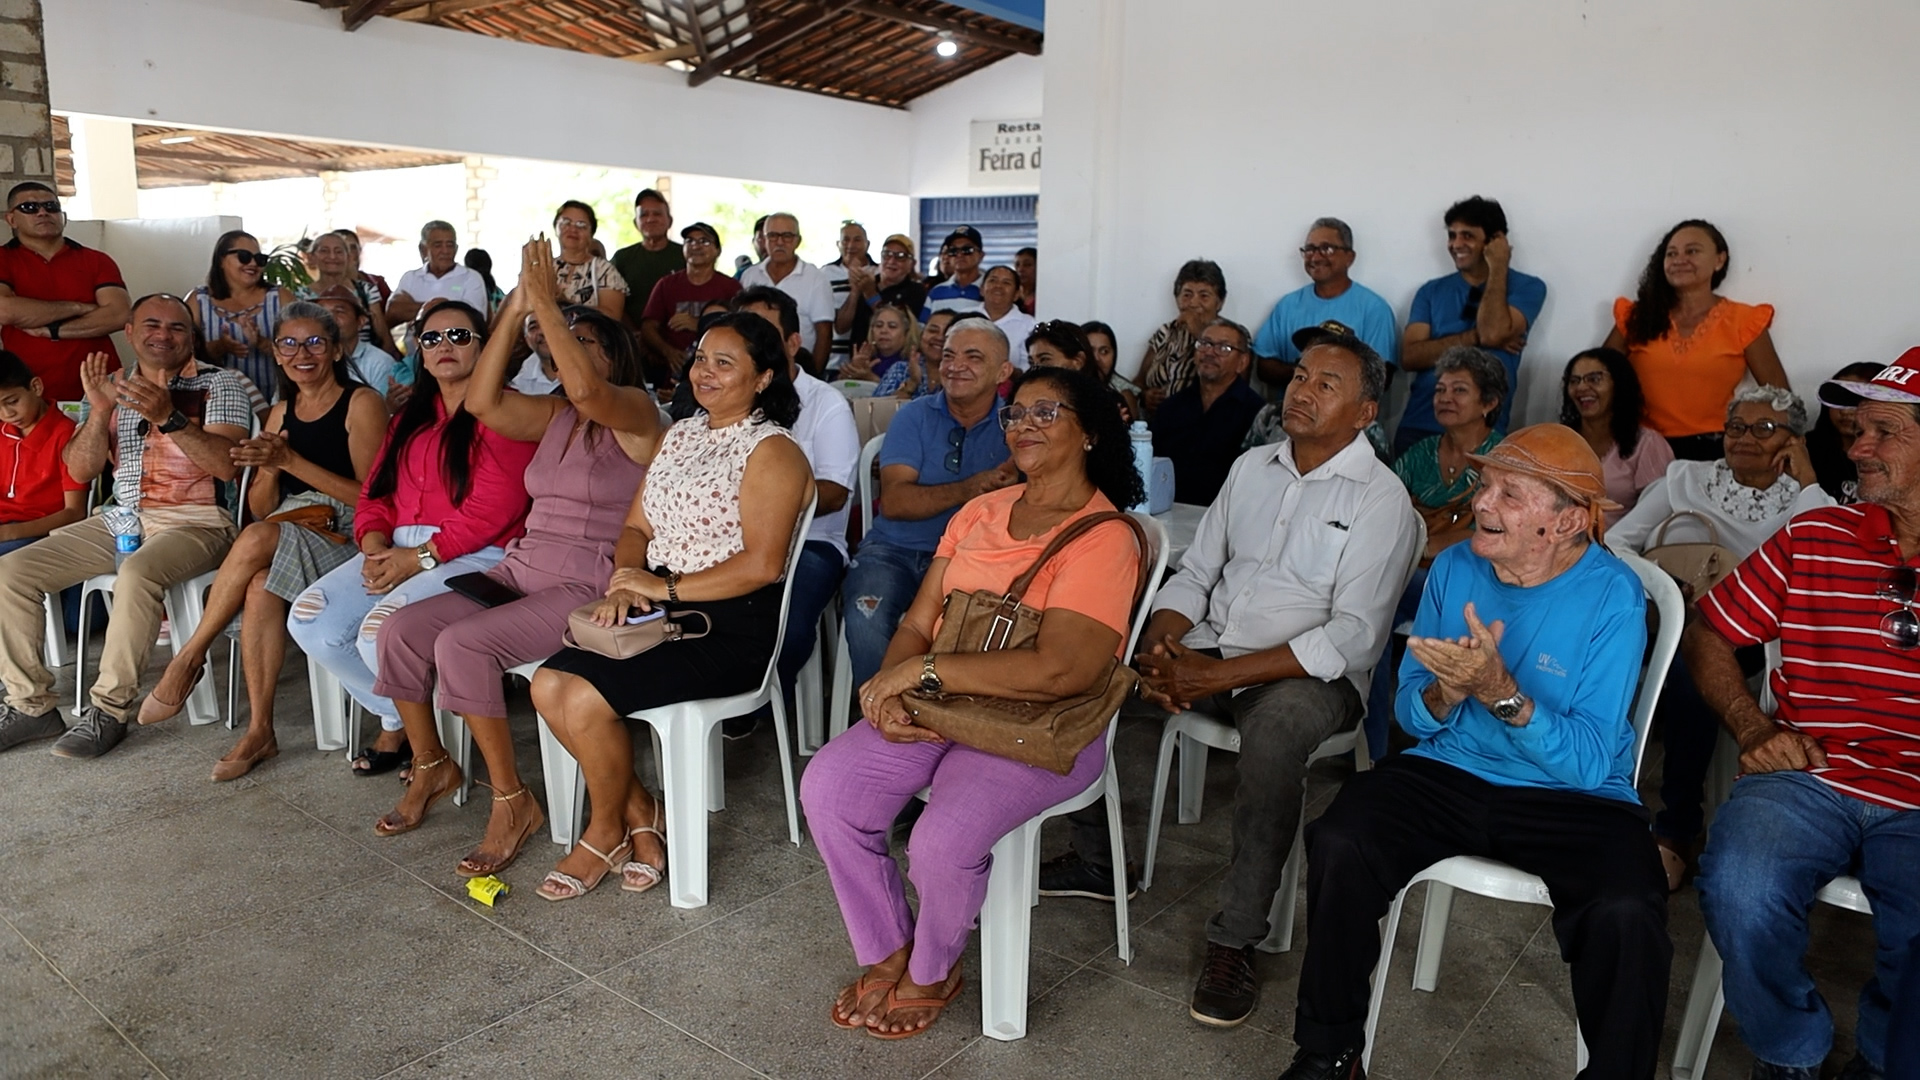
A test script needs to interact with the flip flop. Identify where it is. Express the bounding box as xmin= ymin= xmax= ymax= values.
xmin=866 ymin=976 xmax=964 ymax=1040
xmin=351 ymin=745 xmax=411 ymax=777
xmin=831 ymin=971 xmax=897 ymax=1030
xmin=136 ymin=664 xmax=205 ymax=725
